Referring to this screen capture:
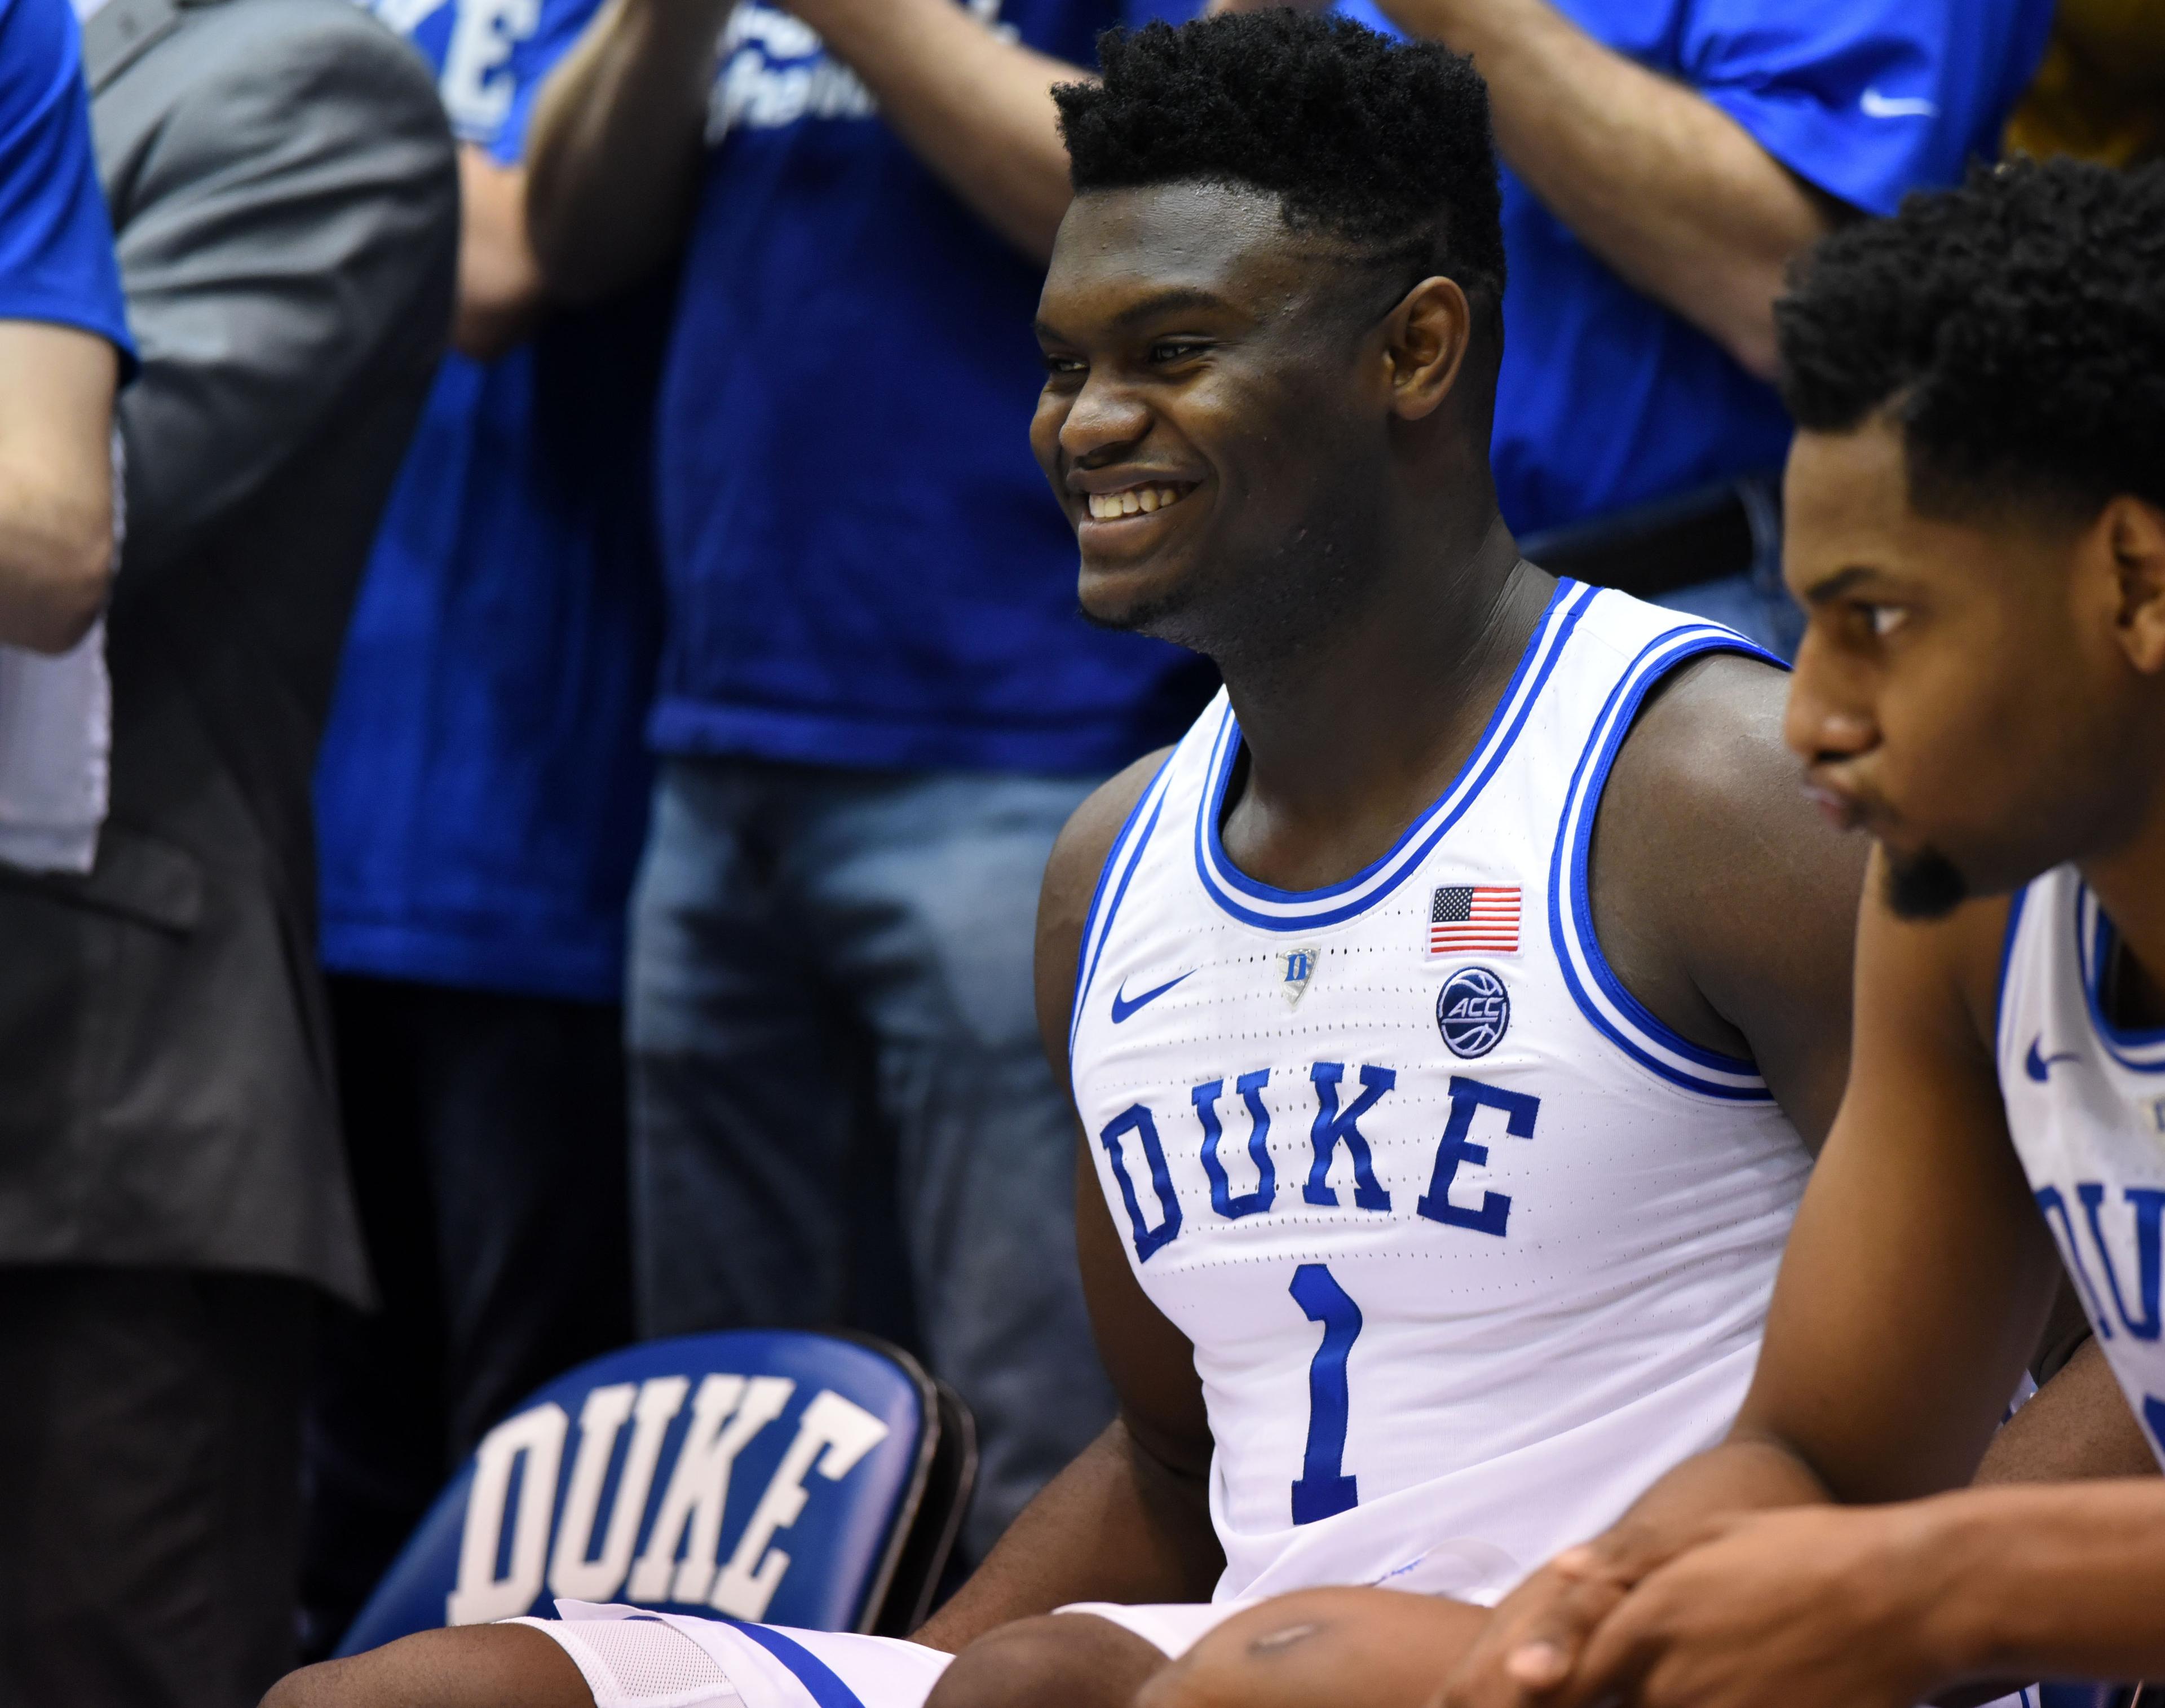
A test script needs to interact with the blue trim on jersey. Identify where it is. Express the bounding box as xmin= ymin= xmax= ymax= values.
xmin=2076 ymin=881 xmax=2165 ymax=1073
xmin=726 ymin=1623 xmax=868 ymax=1708
xmin=1994 ymin=883 xmax=2030 ymax=1068
xmin=1070 ymin=748 xmax=1178 ymax=1040
xmin=1190 ymin=579 xmax=1597 ymax=933
xmin=1548 ymin=624 xmax=1779 ymax=1102
xmin=1071 ymin=756 xmax=1180 ymax=1060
